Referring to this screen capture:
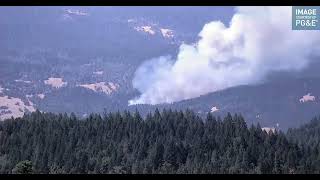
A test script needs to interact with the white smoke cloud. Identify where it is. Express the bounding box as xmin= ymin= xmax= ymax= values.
xmin=129 ymin=6 xmax=320 ymax=105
